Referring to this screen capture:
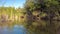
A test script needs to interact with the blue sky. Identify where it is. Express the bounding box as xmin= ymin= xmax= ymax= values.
xmin=0 ymin=0 xmax=26 ymax=8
